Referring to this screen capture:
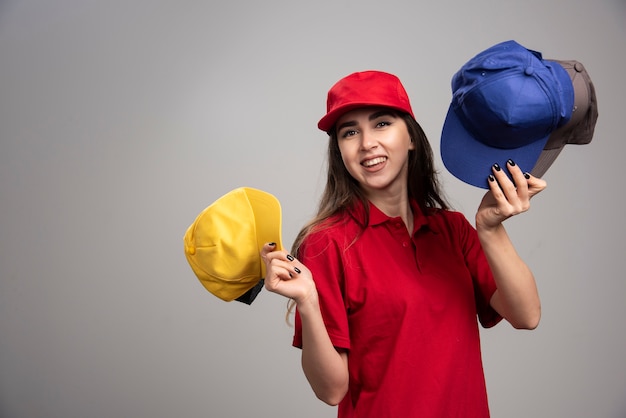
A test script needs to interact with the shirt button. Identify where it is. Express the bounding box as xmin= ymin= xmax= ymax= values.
xmin=402 ymin=242 xmax=409 ymax=247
